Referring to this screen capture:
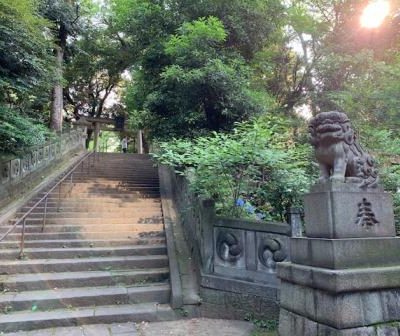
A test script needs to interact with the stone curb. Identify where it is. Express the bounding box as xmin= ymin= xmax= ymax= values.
xmin=158 ymin=165 xmax=184 ymax=309
xmin=1 ymin=318 xmax=256 ymax=336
